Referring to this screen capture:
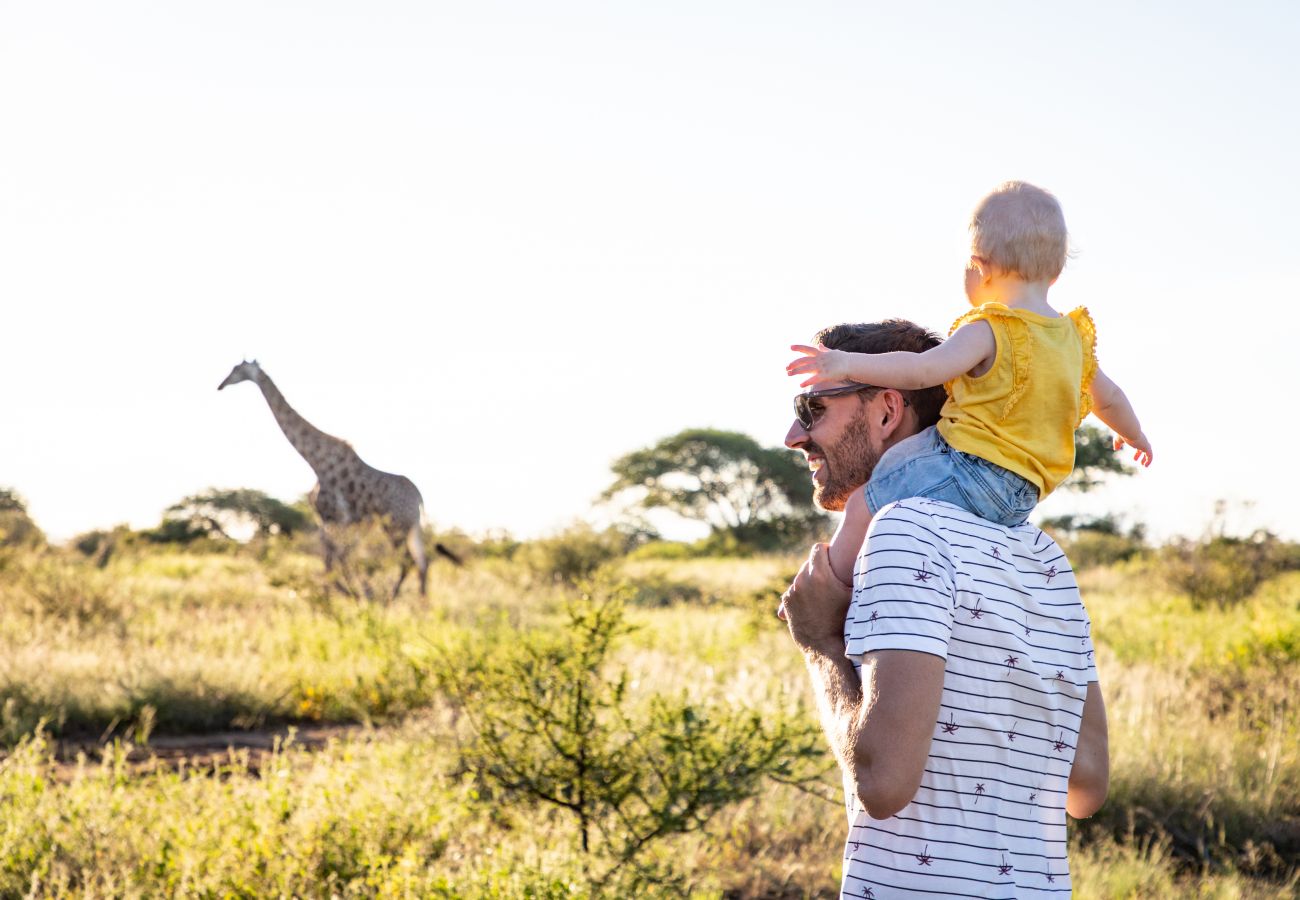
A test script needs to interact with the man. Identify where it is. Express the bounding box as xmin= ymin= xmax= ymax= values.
xmin=781 ymin=320 xmax=1109 ymax=898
